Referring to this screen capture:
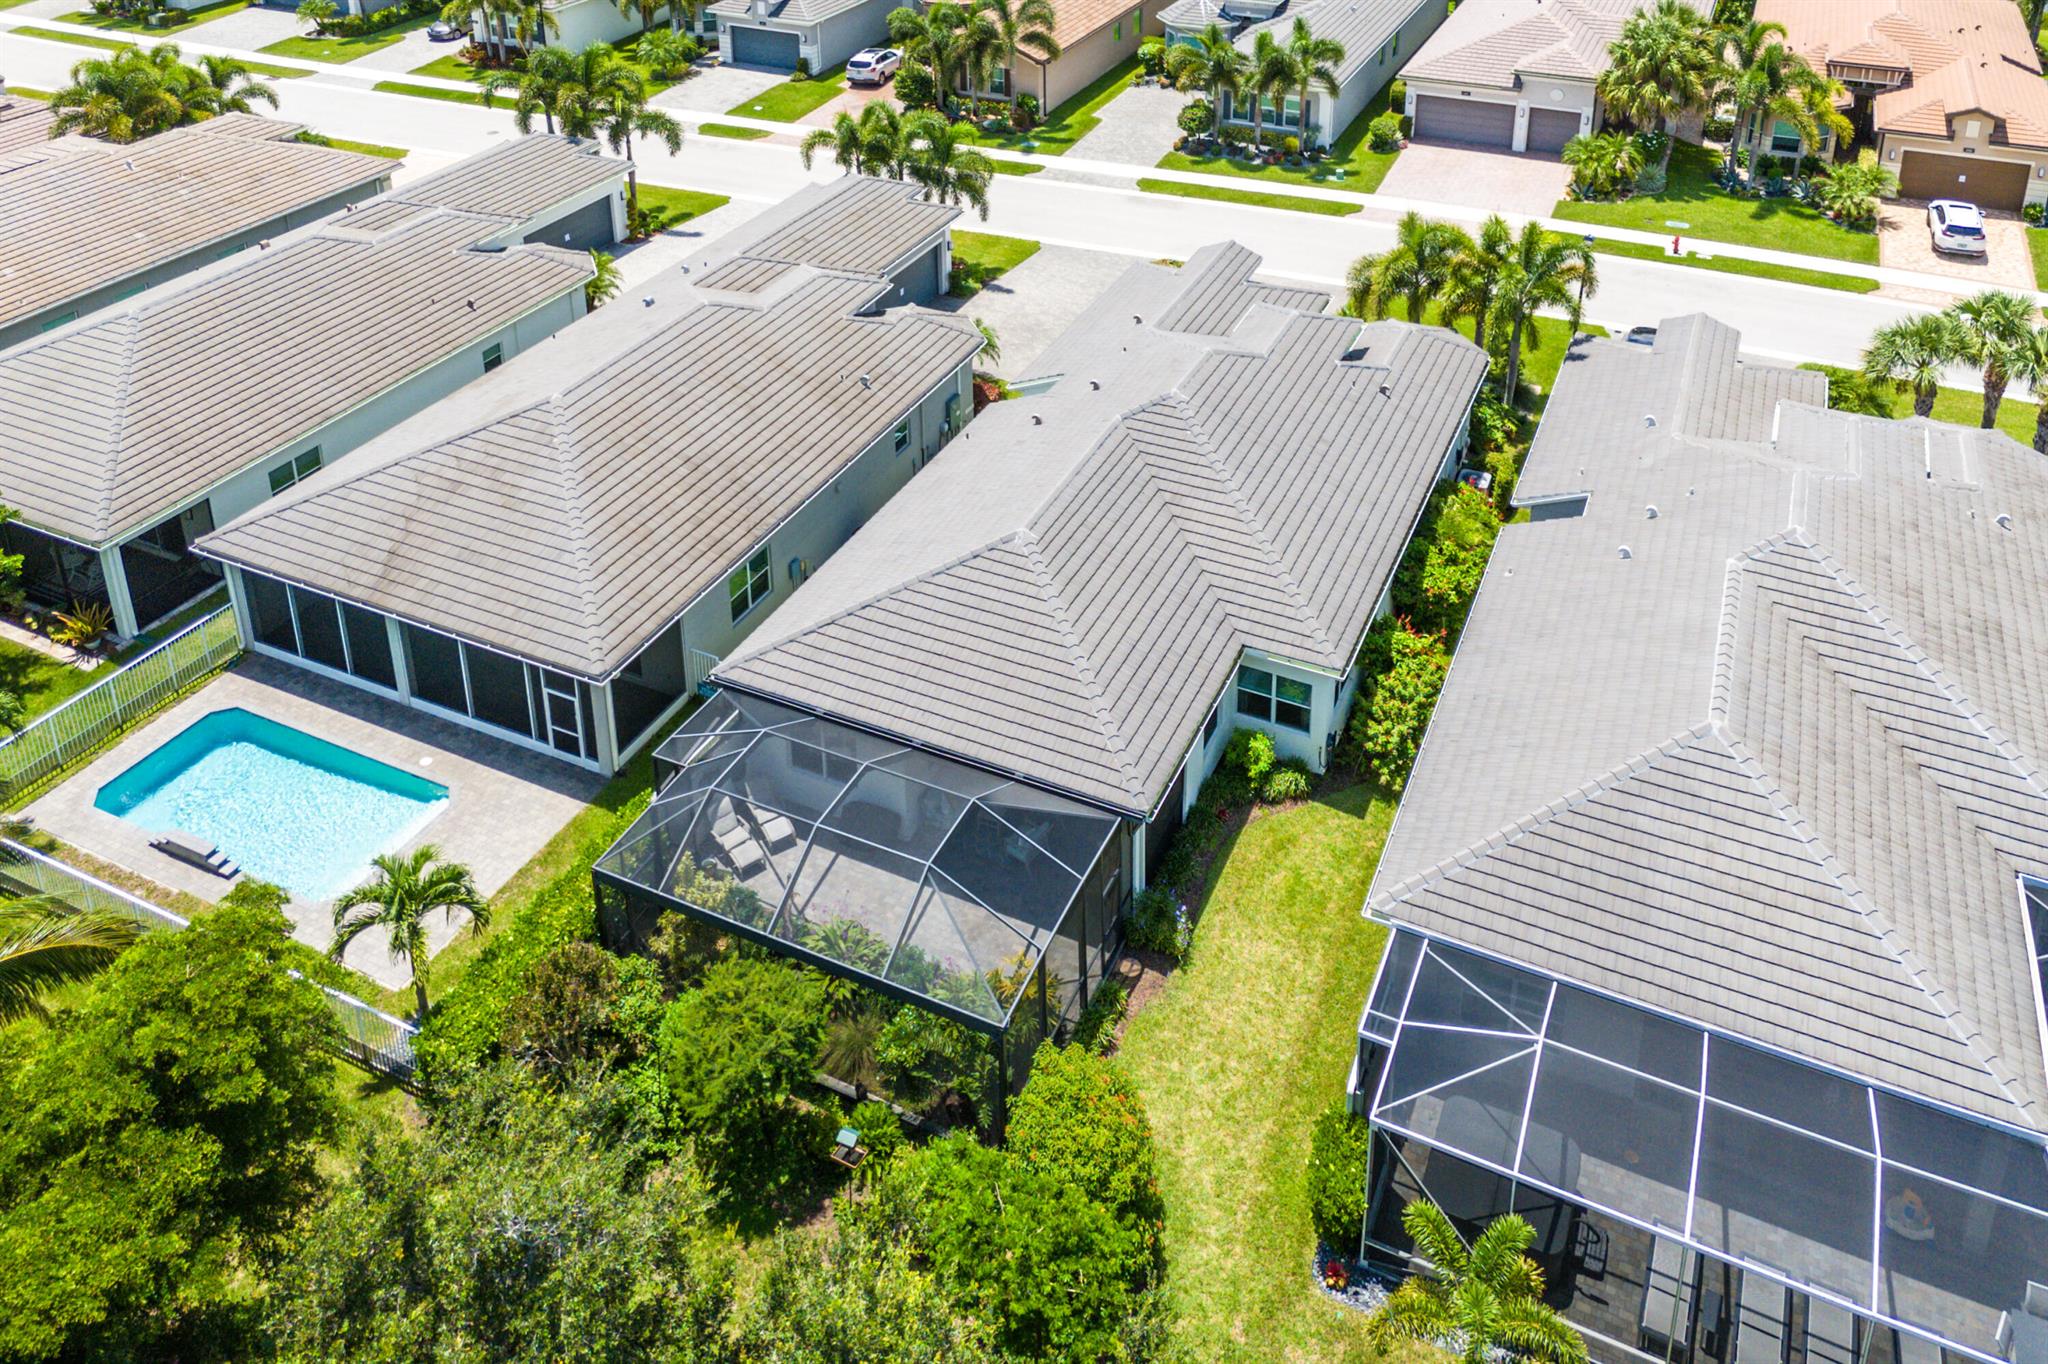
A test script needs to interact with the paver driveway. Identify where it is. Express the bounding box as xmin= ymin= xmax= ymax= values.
xmin=1377 ymin=140 xmax=1573 ymax=217
xmin=1876 ymin=200 xmax=2036 ymax=294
